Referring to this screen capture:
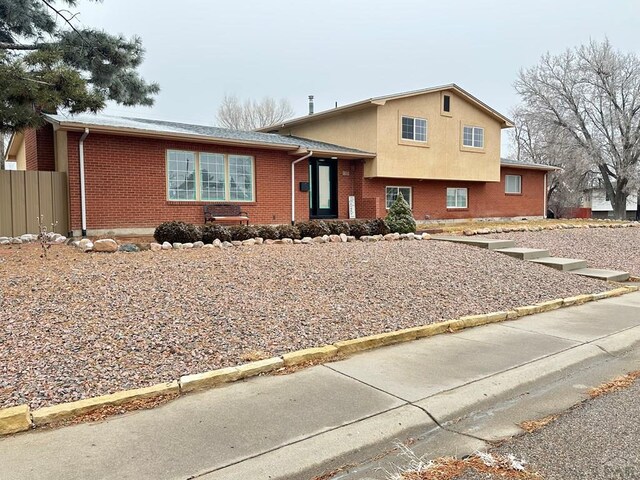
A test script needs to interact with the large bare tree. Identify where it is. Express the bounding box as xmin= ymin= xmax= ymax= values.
xmin=515 ymin=39 xmax=640 ymax=219
xmin=216 ymin=94 xmax=295 ymax=130
xmin=510 ymin=106 xmax=592 ymax=217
